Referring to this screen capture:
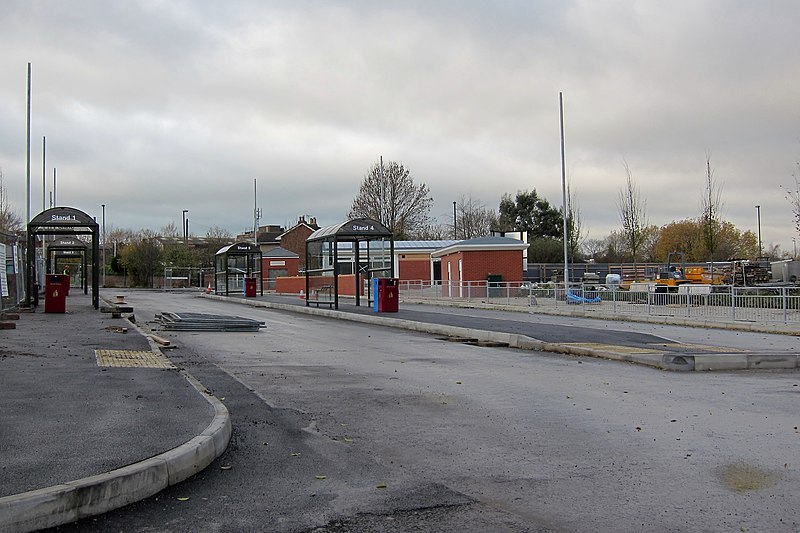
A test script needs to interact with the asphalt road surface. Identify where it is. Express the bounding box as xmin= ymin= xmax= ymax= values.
xmin=51 ymin=291 xmax=800 ymax=532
